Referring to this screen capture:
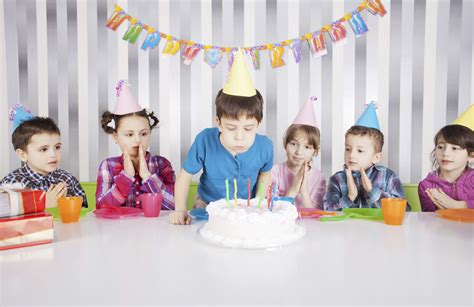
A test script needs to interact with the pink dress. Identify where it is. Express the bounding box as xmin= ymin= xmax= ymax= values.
xmin=271 ymin=162 xmax=326 ymax=209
